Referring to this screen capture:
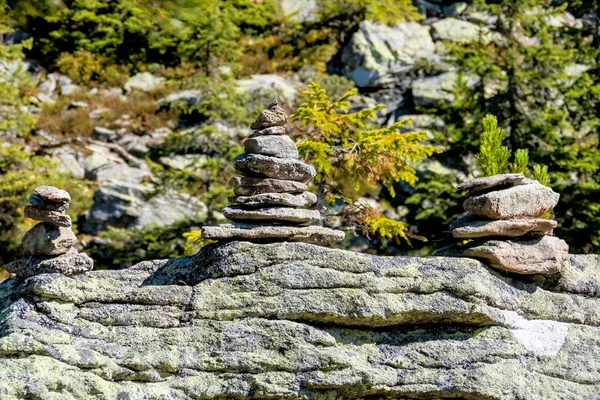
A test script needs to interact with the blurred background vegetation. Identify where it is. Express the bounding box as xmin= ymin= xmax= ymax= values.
xmin=1 ymin=0 xmax=600 ymax=276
